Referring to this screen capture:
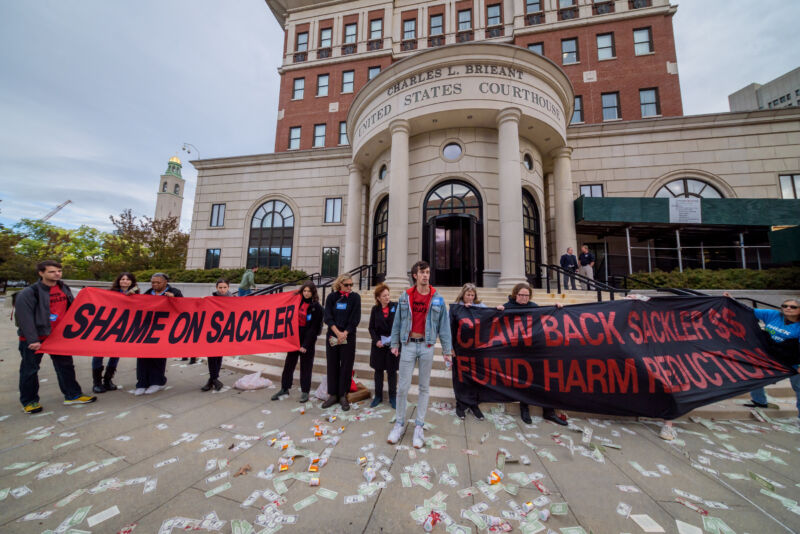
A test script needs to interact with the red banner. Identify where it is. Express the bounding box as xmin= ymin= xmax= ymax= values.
xmin=40 ymin=288 xmax=301 ymax=358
